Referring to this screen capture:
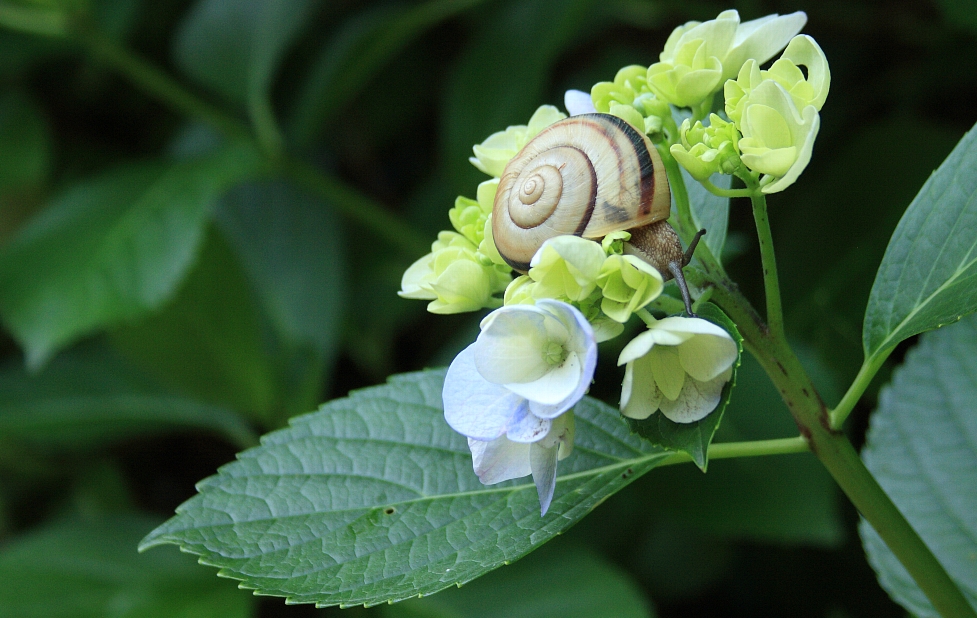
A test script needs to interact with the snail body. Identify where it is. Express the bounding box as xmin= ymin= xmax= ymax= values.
xmin=492 ymin=113 xmax=671 ymax=272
